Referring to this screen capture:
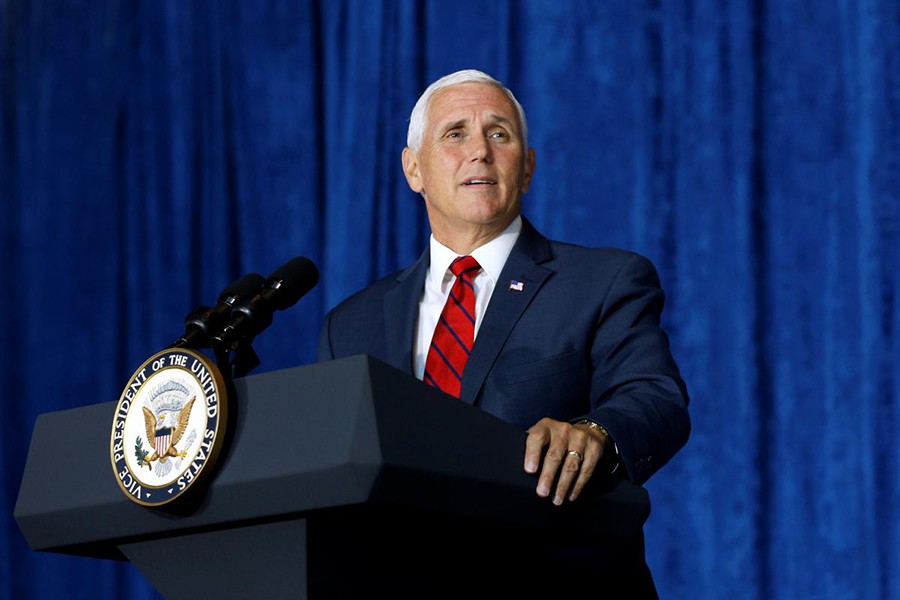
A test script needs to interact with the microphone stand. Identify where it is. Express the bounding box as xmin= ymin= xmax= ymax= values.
xmin=212 ymin=337 xmax=261 ymax=381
